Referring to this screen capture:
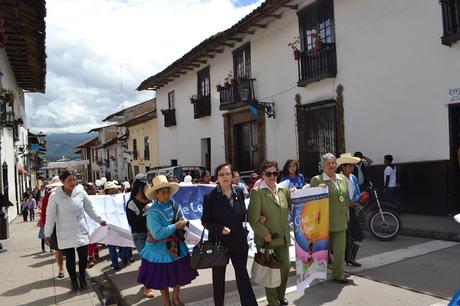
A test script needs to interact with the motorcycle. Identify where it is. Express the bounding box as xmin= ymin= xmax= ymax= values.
xmin=357 ymin=180 xmax=401 ymax=241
